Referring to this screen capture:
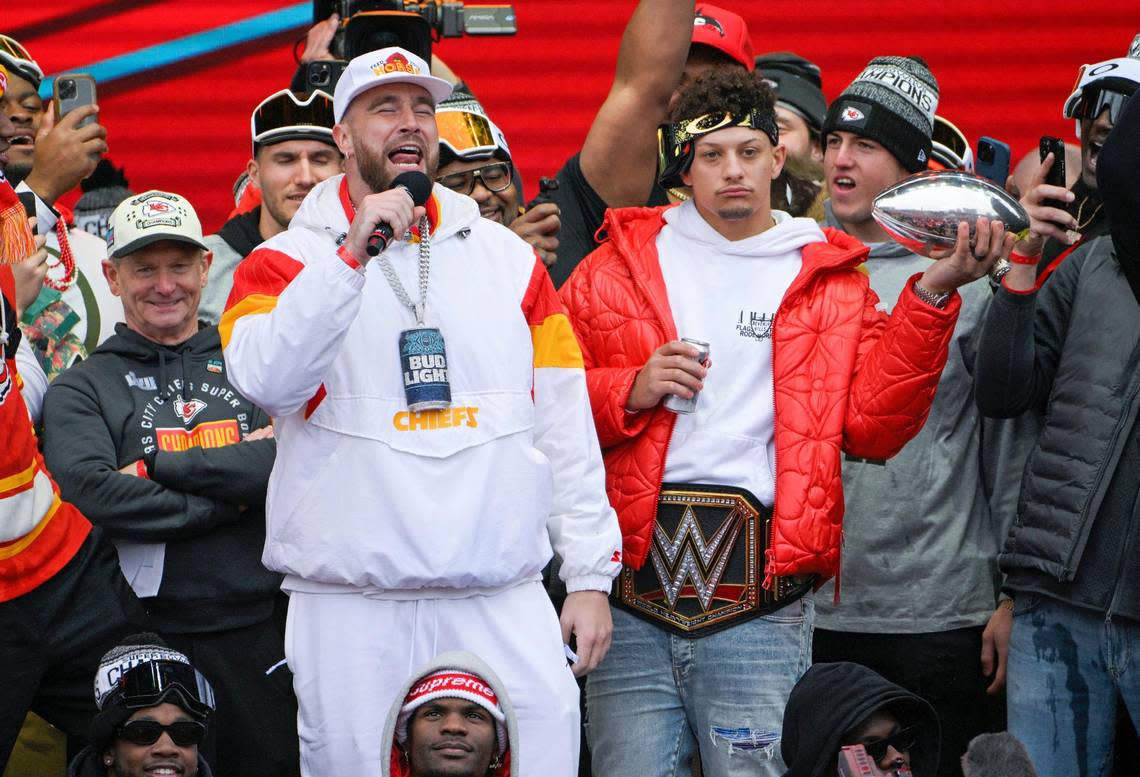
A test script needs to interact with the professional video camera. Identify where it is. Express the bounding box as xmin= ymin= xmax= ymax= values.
xmin=313 ymin=0 xmax=516 ymax=62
